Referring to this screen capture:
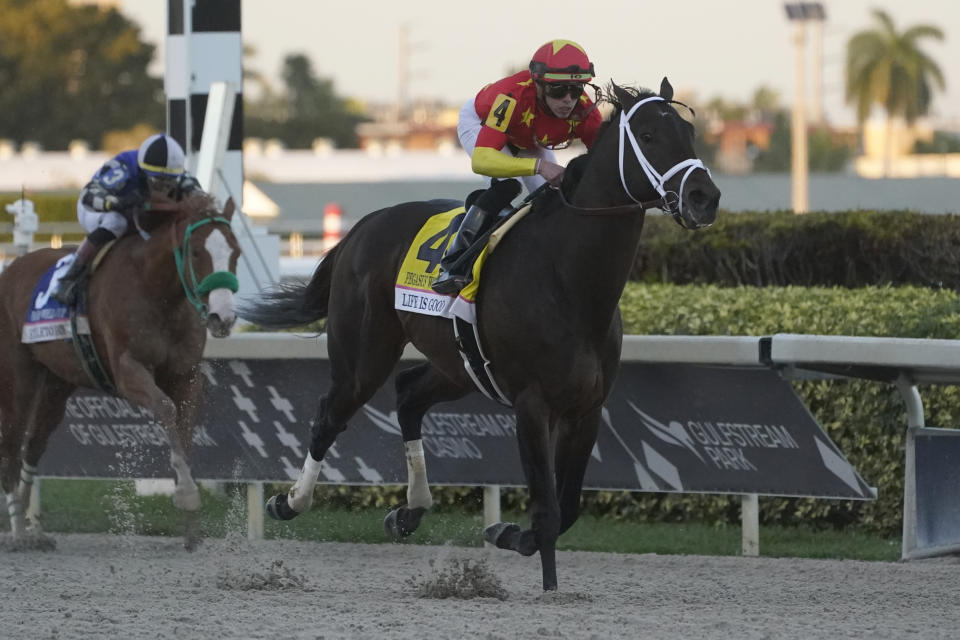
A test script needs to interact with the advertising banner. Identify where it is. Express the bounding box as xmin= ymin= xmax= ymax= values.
xmin=40 ymin=359 xmax=874 ymax=499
